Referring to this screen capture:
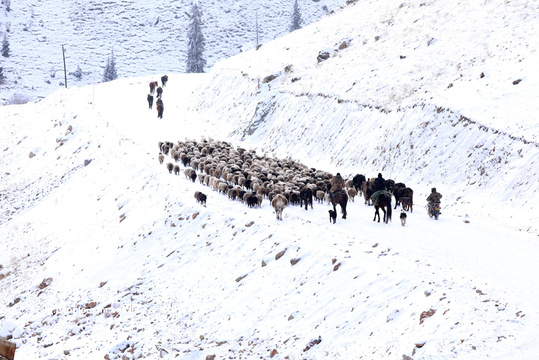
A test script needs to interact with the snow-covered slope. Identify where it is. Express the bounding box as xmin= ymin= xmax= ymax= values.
xmin=1 ymin=0 xmax=539 ymax=359
xmin=0 ymin=0 xmax=346 ymax=103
